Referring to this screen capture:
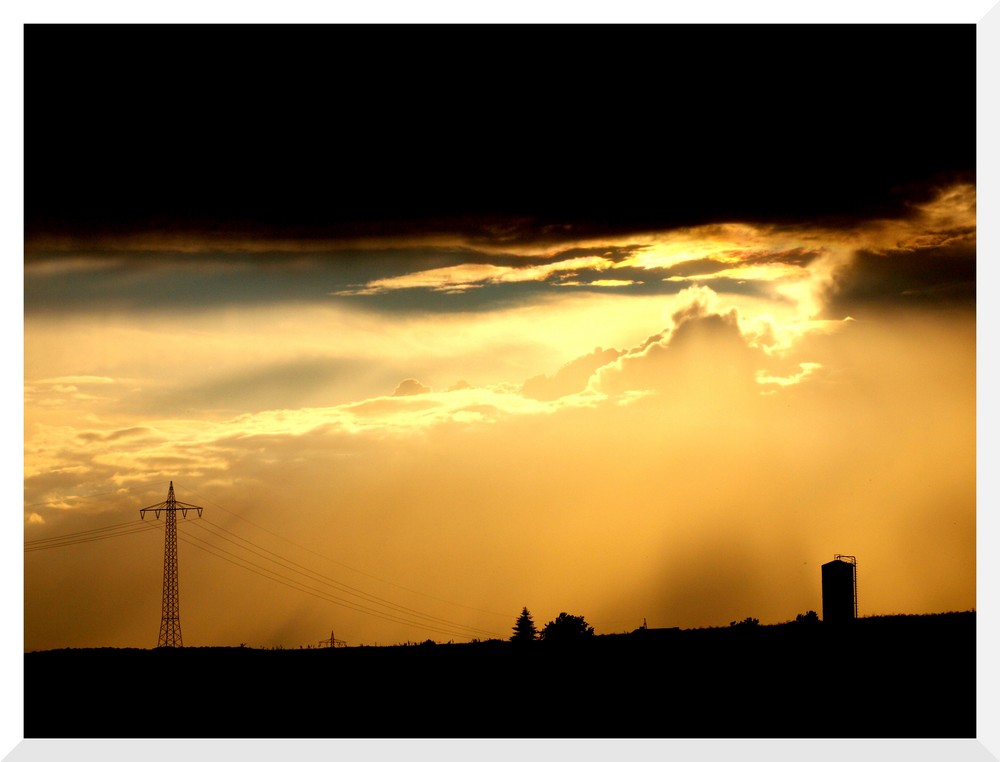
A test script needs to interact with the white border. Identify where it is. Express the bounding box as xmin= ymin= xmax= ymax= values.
xmin=5 ymin=1 xmax=1000 ymax=24
xmin=4 ymin=4 xmax=24 ymax=761
xmin=6 ymin=4 xmax=997 ymax=762
xmin=976 ymin=2 xmax=999 ymax=760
